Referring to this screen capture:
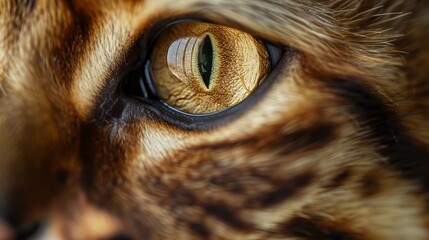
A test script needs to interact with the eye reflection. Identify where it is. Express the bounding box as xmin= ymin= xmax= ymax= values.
xmin=166 ymin=36 xmax=199 ymax=83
